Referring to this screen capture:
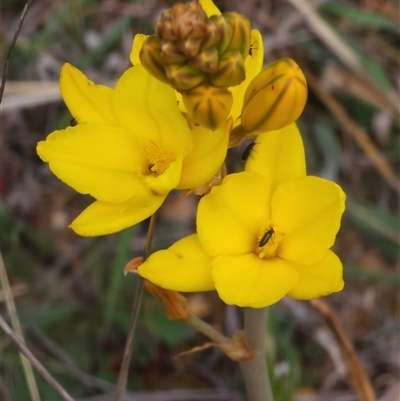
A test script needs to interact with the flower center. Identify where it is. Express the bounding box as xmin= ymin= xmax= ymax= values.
xmin=255 ymin=225 xmax=284 ymax=259
xmin=143 ymin=141 xmax=174 ymax=176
